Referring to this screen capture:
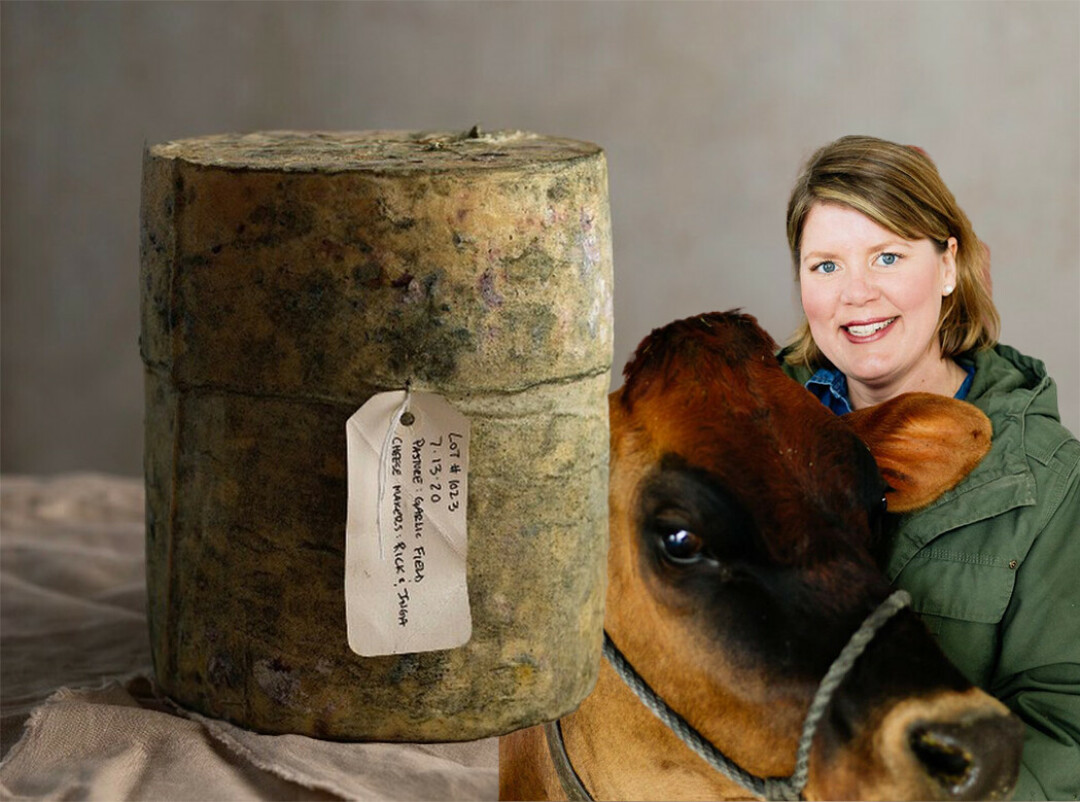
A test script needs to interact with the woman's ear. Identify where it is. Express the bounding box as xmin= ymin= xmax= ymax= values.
xmin=942 ymin=236 xmax=959 ymax=295
xmin=845 ymin=392 xmax=991 ymax=512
